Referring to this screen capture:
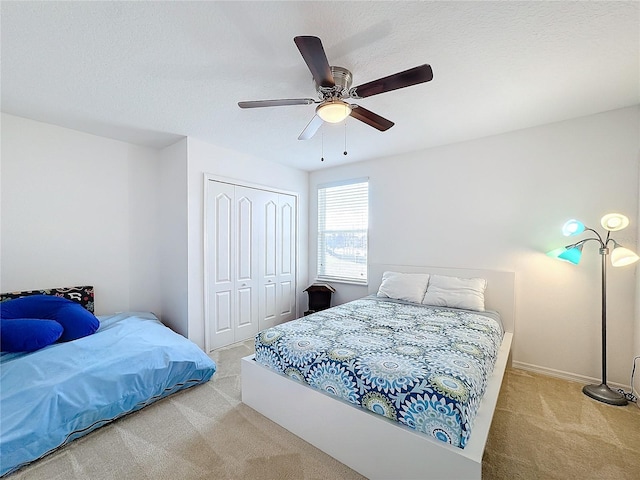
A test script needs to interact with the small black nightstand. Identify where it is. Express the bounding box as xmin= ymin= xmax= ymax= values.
xmin=304 ymin=283 xmax=336 ymax=316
